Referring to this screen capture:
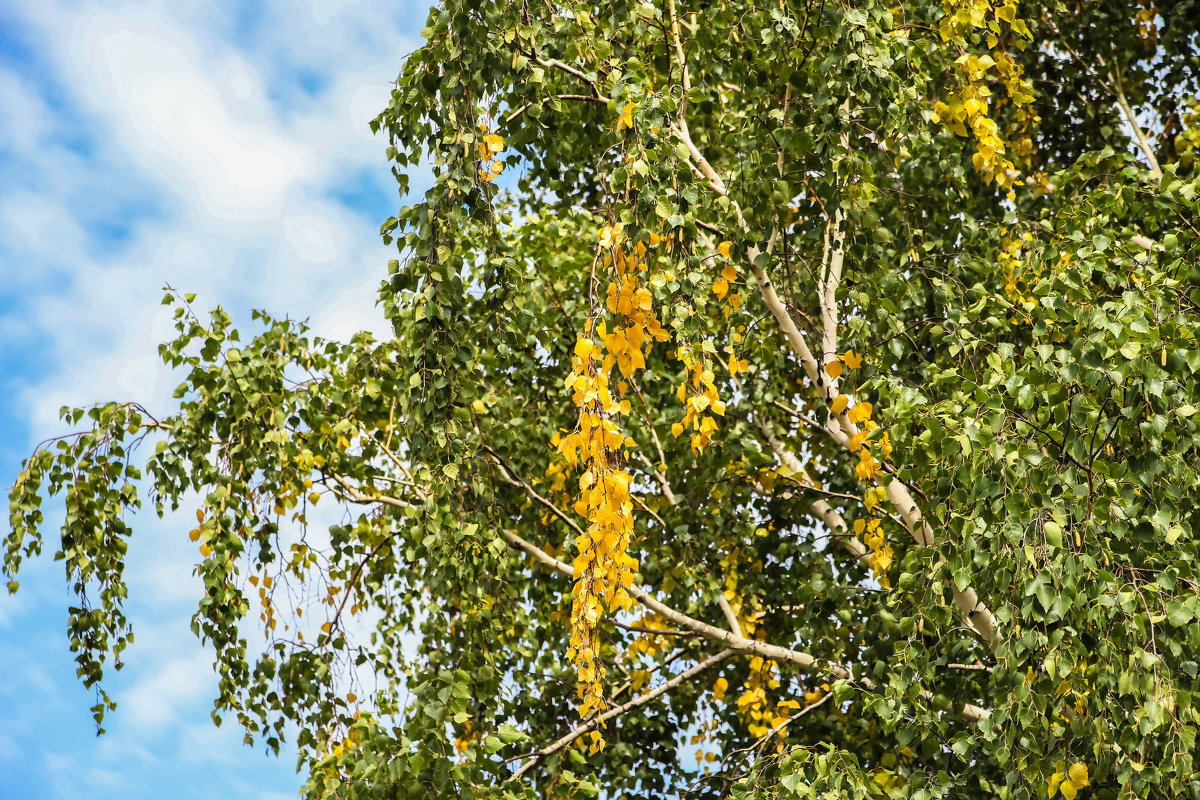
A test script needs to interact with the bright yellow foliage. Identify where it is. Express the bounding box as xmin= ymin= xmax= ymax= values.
xmin=616 ymin=102 xmax=635 ymax=131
